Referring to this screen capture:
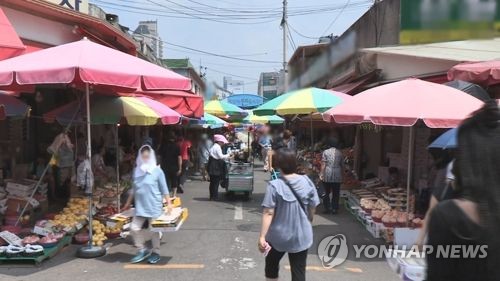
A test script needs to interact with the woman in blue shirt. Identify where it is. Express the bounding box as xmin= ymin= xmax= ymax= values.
xmin=123 ymin=145 xmax=173 ymax=264
xmin=259 ymin=148 xmax=320 ymax=281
